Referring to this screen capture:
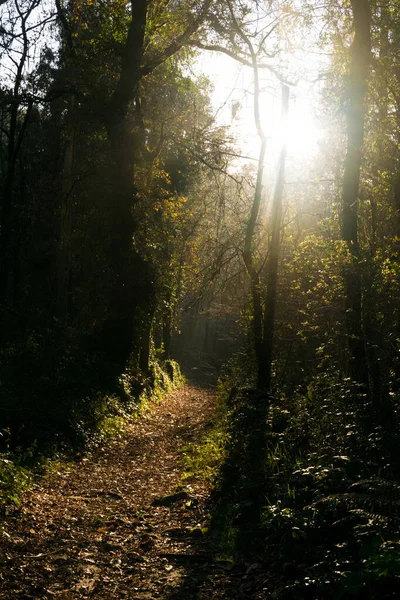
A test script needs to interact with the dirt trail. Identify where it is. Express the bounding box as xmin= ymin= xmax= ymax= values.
xmin=0 ymin=383 xmax=237 ymax=599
